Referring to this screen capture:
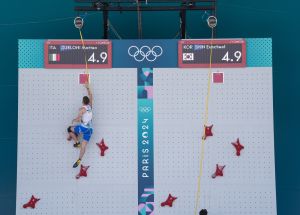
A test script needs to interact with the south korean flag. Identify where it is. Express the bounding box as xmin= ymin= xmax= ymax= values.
xmin=183 ymin=53 xmax=194 ymax=61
